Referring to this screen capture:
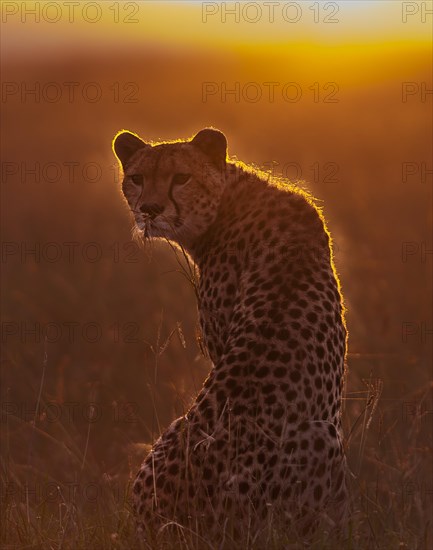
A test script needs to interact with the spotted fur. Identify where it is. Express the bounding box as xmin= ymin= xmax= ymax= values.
xmin=113 ymin=128 xmax=349 ymax=543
